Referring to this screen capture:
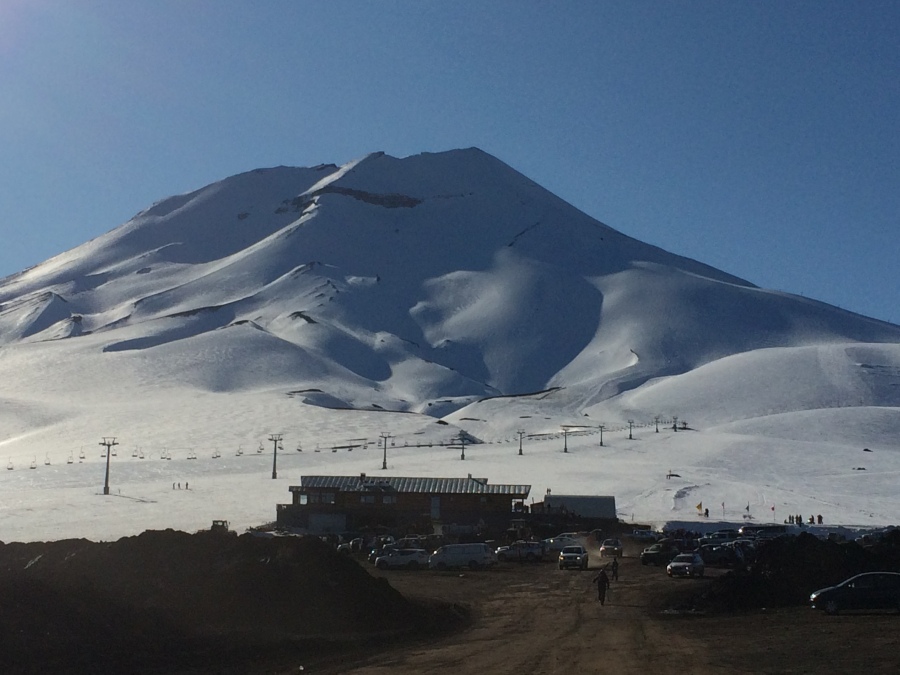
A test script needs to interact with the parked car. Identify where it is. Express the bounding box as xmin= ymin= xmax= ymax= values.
xmin=368 ymin=544 xmax=398 ymax=564
xmin=738 ymin=524 xmax=790 ymax=539
xmin=630 ymin=529 xmax=658 ymax=542
xmin=698 ymin=544 xmax=737 ymax=567
xmin=666 ymin=552 xmax=705 ymax=578
xmin=374 ymin=548 xmax=430 ymax=570
xmin=542 ymin=536 xmax=581 ymax=553
xmin=640 ymin=543 xmax=679 ymax=566
xmin=496 ymin=540 xmax=544 ymax=562
xmin=810 ymin=572 xmax=900 ymax=615
xmin=698 ymin=529 xmax=740 ymax=546
xmin=558 ymin=545 xmax=589 ymax=570
xmin=599 ymin=538 xmax=623 ymax=558
xmin=429 ymin=543 xmax=497 ymax=570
